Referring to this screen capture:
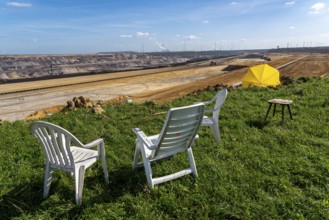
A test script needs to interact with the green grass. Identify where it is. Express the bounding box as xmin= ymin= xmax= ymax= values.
xmin=1 ymin=76 xmax=329 ymax=219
